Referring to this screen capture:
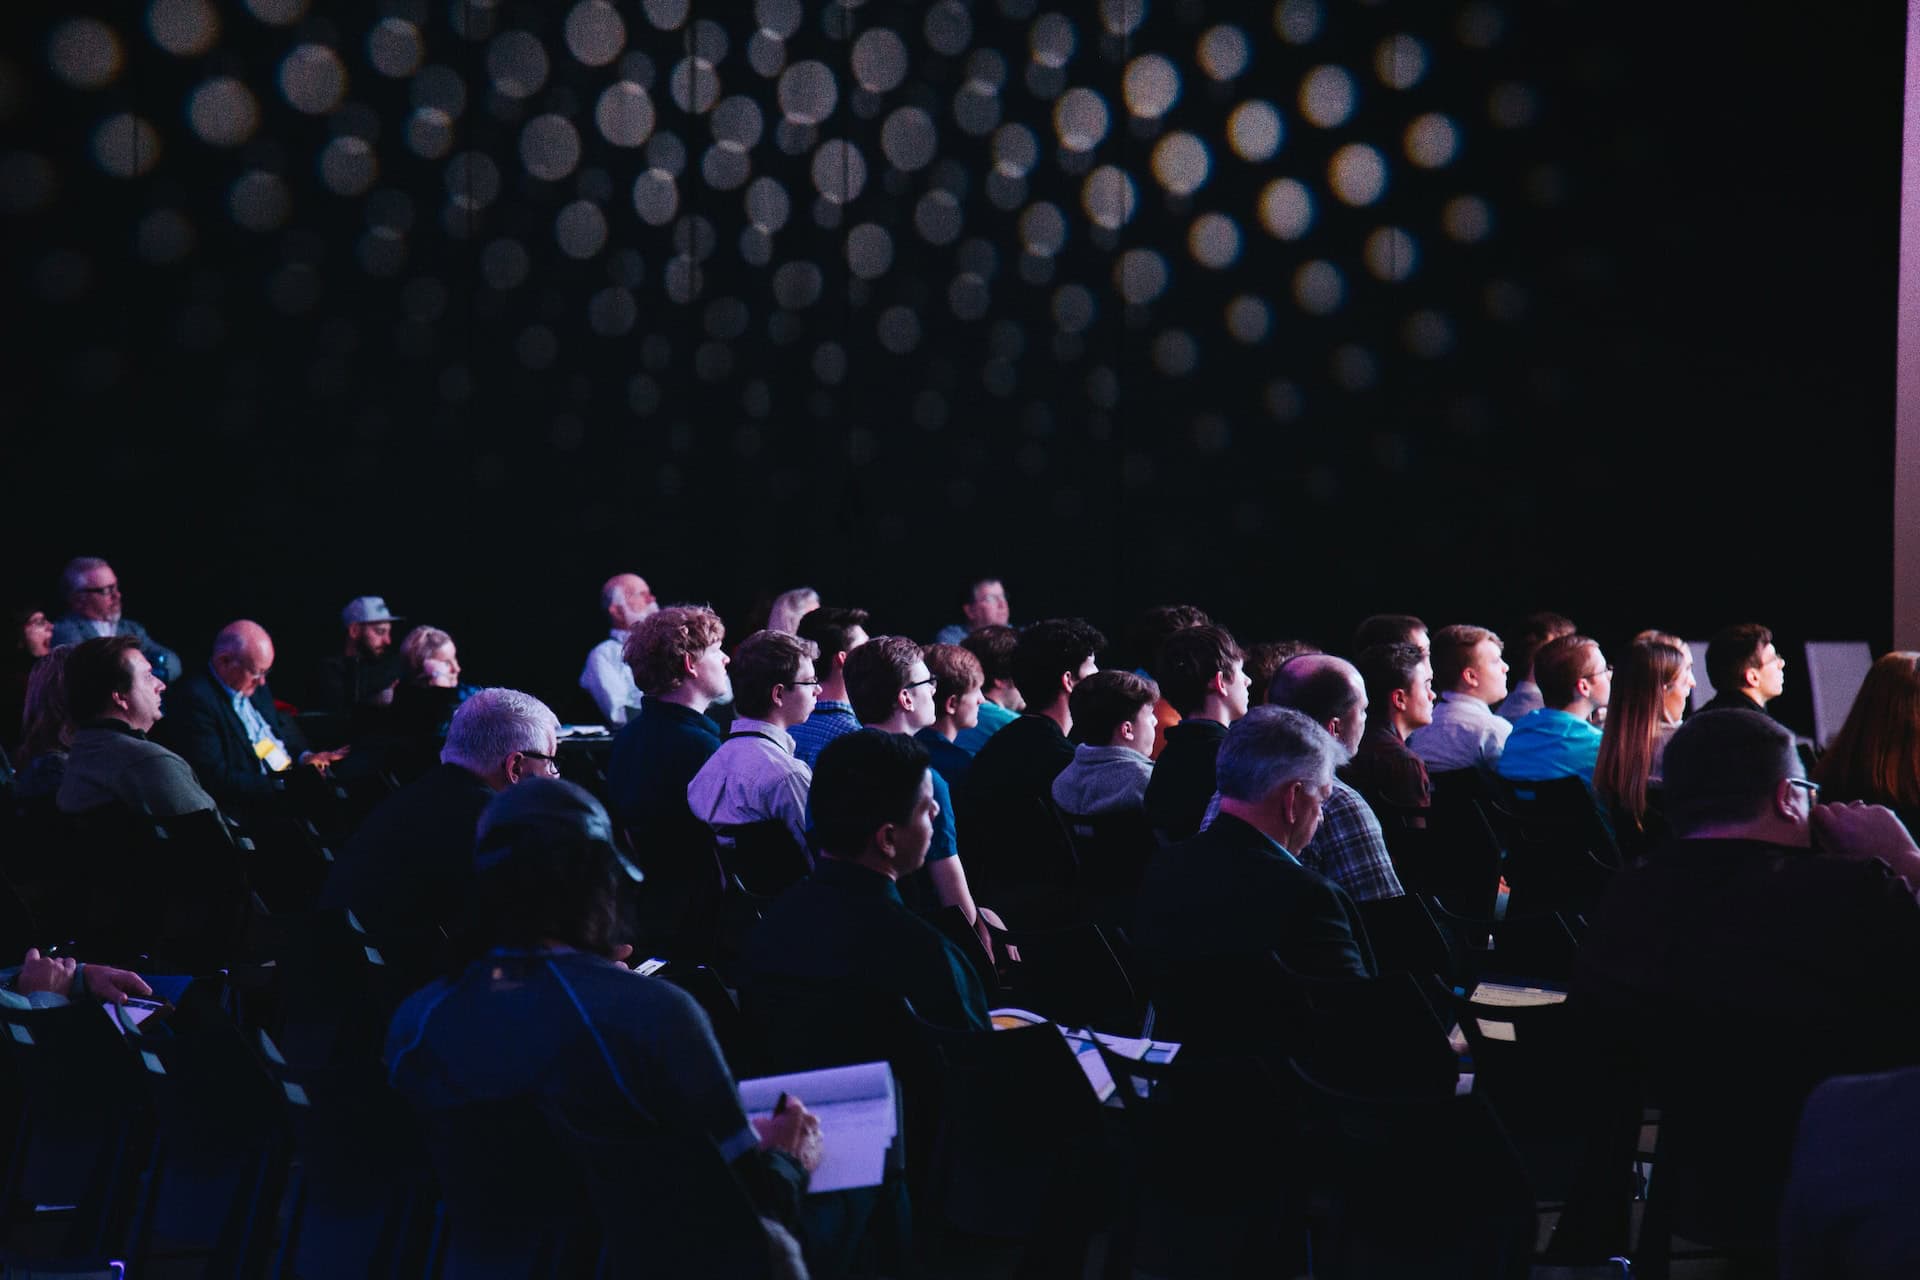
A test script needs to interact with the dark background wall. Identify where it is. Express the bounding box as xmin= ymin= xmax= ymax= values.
xmin=0 ymin=0 xmax=1903 ymax=727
